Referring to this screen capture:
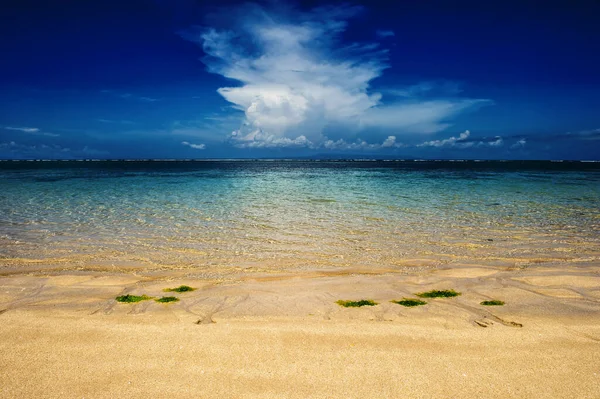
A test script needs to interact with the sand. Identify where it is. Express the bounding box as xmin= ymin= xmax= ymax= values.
xmin=1 ymin=265 xmax=600 ymax=398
